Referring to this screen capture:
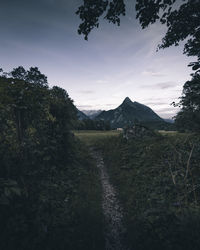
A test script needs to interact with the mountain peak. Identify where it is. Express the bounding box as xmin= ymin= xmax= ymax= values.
xmin=123 ymin=97 xmax=133 ymax=104
xmin=96 ymin=97 xmax=164 ymax=129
